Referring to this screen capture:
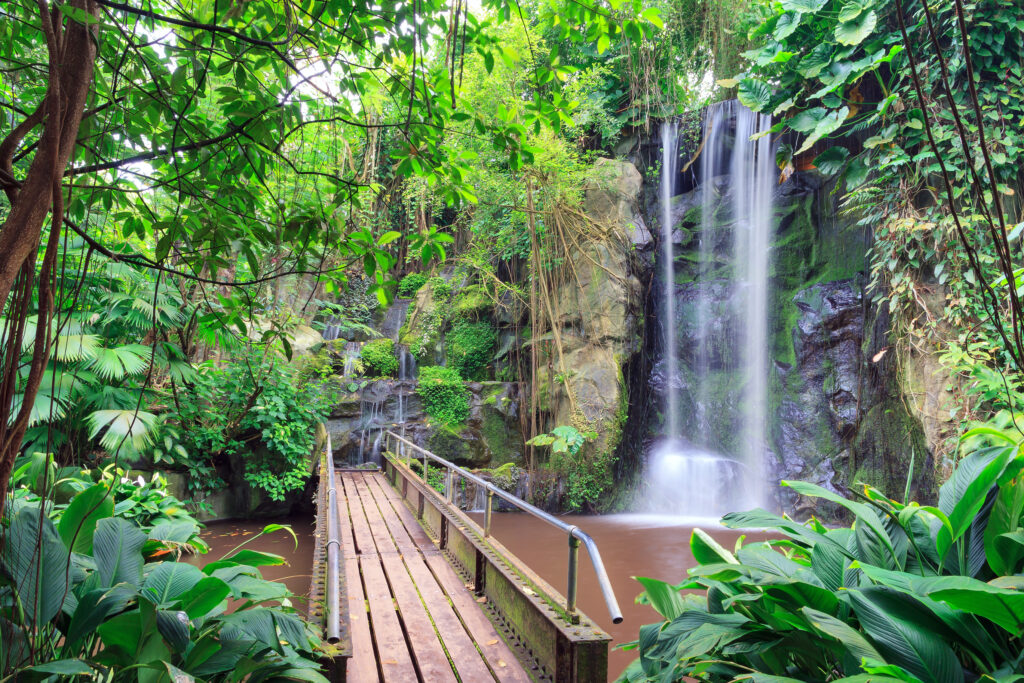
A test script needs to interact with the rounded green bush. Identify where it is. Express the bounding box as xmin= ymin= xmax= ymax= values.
xmin=360 ymin=338 xmax=399 ymax=377
xmin=446 ymin=320 xmax=497 ymax=381
xmin=416 ymin=365 xmax=469 ymax=426
xmin=397 ymin=272 xmax=428 ymax=298
xmin=428 ymin=276 xmax=451 ymax=299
